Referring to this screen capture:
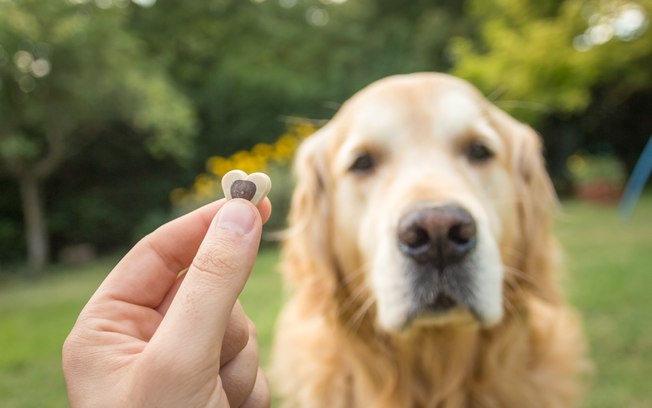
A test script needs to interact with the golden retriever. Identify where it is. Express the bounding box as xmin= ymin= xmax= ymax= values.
xmin=271 ymin=73 xmax=589 ymax=407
